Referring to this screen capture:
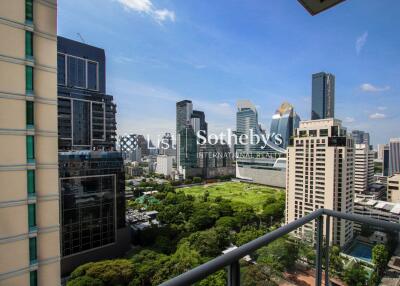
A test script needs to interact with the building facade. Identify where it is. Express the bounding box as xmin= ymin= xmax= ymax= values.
xmin=388 ymin=174 xmax=400 ymax=203
xmin=286 ymin=119 xmax=354 ymax=246
xmin=389 ymin=138 xmax=400 ymax=176
xmin=354 ymin=144 xmax=374 ymax=198
xmin=269 ymin=102 xmax=300 ymax=149
xmin=0 ymin=1 xmax=60 ymax=285
xmin=57 ymin=38 xmax=129 ymax=276
xmin=57 ymin=36 xmax=117 ymax=151
xmin=155 ymin=155 xmax=173 ymax=177
xmin=352 ymin=130 xmax=370 ymax=146
xmin=59 ymin=151 xmax=129 ymax=275
xmin=311 ymin=72 xmax=335 ymax=120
